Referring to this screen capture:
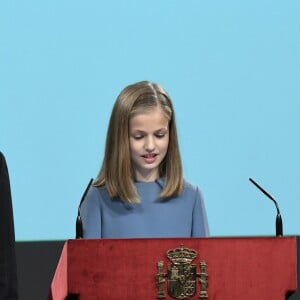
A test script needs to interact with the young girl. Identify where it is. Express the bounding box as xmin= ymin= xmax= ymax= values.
xmin=80 ymin=81 xmax=209 ymax=238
